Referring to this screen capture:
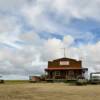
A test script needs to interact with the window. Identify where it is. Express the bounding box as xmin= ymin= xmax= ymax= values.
xmin=55 ymin=71 xmax=61 ymax=76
